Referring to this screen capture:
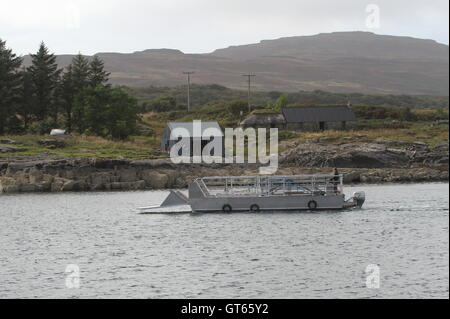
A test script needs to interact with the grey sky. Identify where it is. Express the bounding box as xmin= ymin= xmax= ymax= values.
xmin=1 ymin=0 xmax=448 ymax=56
